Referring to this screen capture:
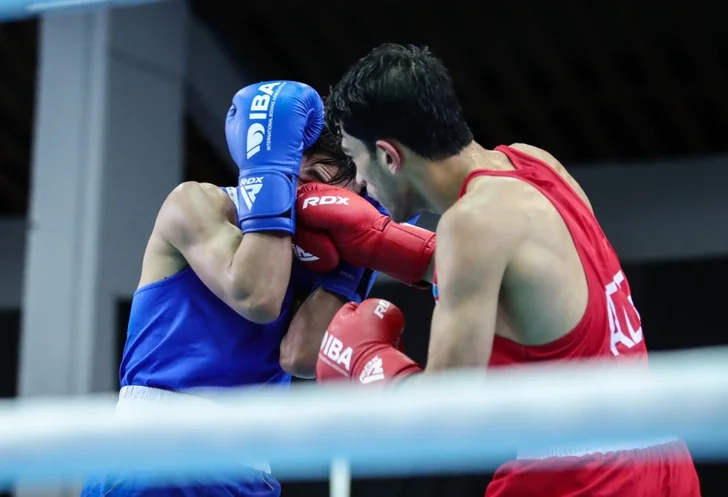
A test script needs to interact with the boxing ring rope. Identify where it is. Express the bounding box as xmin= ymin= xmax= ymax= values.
xmin=3 ymin=346 xmax=728 ymax=489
